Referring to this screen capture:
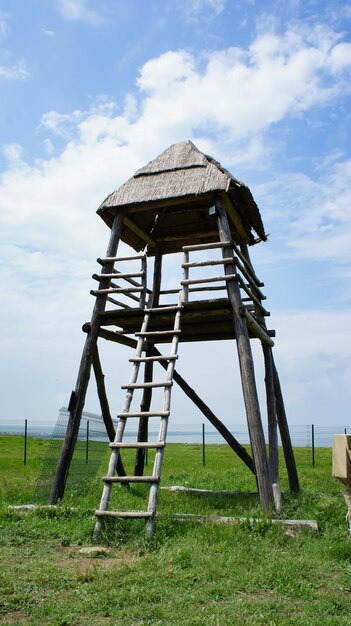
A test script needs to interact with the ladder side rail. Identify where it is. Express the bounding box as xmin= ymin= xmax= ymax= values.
xmin=146 ymin=283 xmax=185 ymax=535
xmin=139 ymin=255 xmax=147 ymax=309
xmin=94 ymin=312 xmax=152 ymax=528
